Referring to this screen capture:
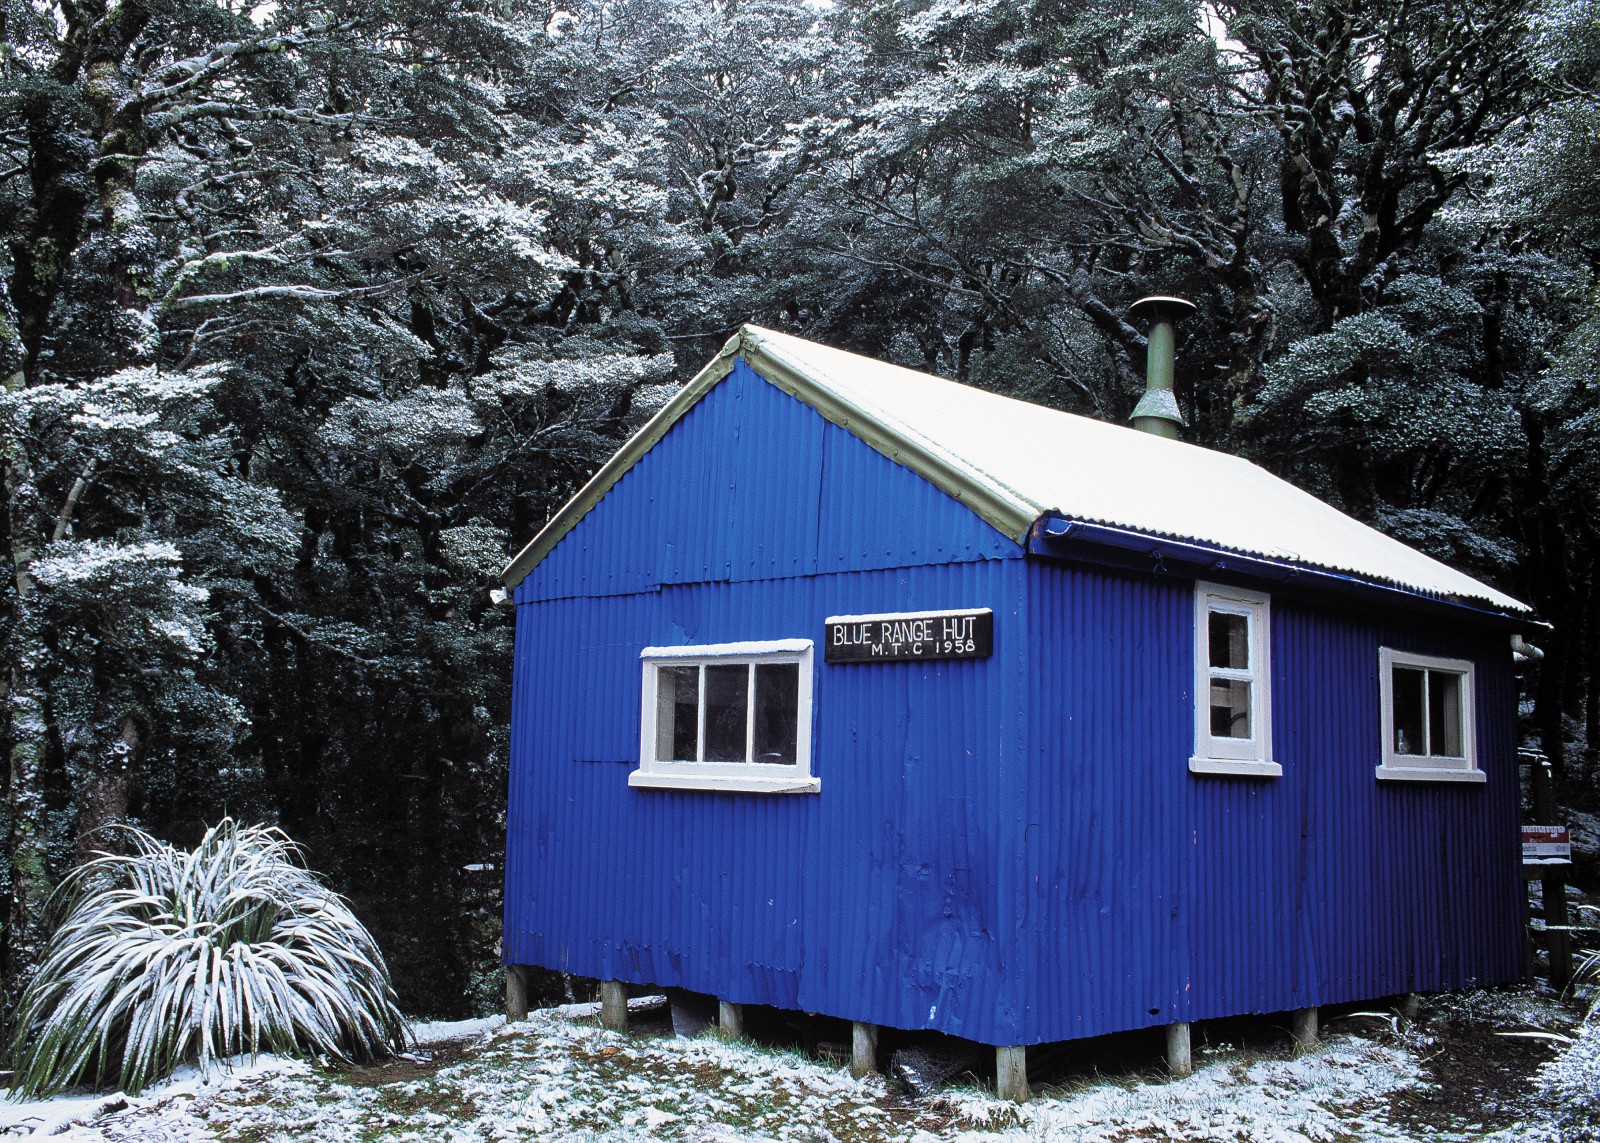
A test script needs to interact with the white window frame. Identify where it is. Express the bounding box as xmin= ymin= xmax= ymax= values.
xmin=1376 ymin=648 xmax=1483 ymax=784
xmin=1190 ymin=582 xmax=1279 ymax=777
xmin=631 ymin=639 xmax=818 ymax=794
